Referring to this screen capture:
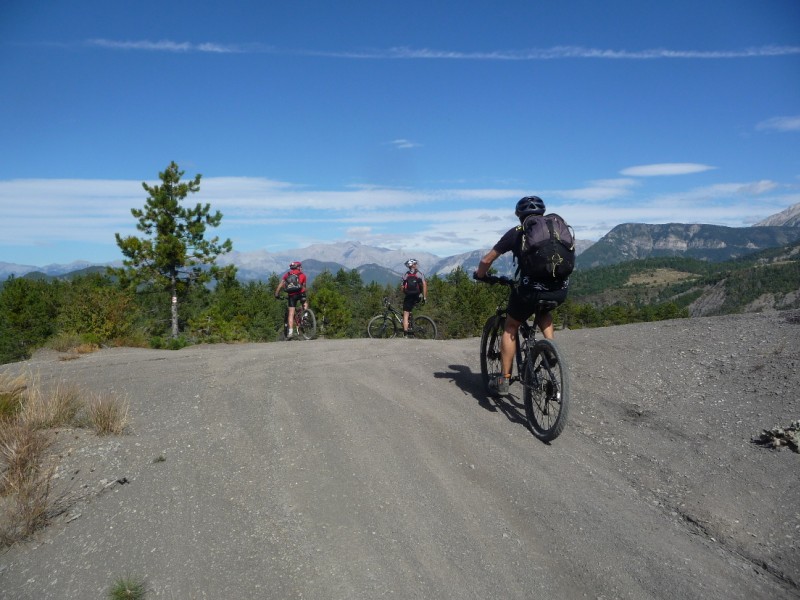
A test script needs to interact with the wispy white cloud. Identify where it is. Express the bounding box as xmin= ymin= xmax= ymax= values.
xmin=86 ymin=39 xmax=247 ymax=53
xmin=756 ymin=116 xmax=800 ymax=132
xmin=388 ymin=139 xmax=421 ymax=149
xmin=81 ymin=39 xmax=800 ymax=61
xmin=620 ymin=163 xmax=716 ymax=177
xmin=550 ymin=178 xmax=638 ymax=202
xmin=351 ymin=45 xmax=800 ymax=61
xmin=345 ymin=226 xmax=372 ymax=238
xmin=738 ymin=180 xmax=780 ymax=195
